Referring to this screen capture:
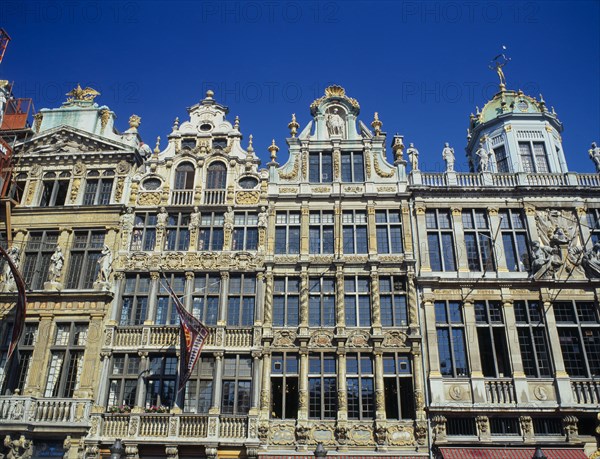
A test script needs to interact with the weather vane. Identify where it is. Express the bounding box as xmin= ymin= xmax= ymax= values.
xmin=489 ymin=45 xmax=511 ymax=90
